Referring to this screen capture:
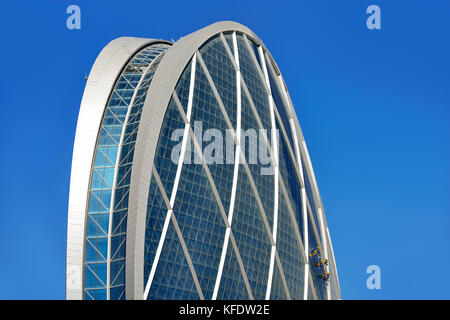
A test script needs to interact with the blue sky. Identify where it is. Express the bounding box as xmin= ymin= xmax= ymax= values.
xmin=0 ymin=0 xmax=448 ymax=299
